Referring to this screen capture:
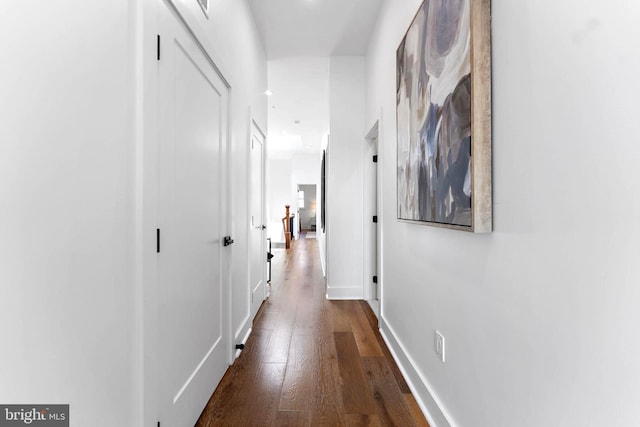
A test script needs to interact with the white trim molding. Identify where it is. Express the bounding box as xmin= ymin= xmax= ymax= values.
xmin=380 ymin=317 xmax=456 ymax=427
xmin=325 ymin=287 xmax=363 ymax=300
xmin=234 ymin=327 xmax=253 ymax=360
